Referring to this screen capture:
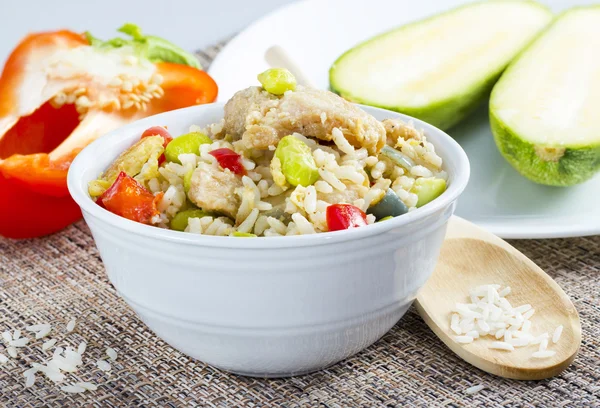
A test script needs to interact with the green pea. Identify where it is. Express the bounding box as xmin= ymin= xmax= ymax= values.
xmin=257 ymin=68 xmax=297 ymax=95
xmin=378 ymin=216 xmax=394 ymax=222
xmin=170 ymin=209 xmax=207 ymax=231
xmin=411 ymin=178 xmax=447 ymax=208
xmin=183 ymin=169 xmax=194 ymax=193
xmin=165 ymin=132 xmax=212 ymax=164
xmin=232 ymin=232 xmax=257 ymax=237
xmin=275 ymin=136 xmax=319 ymax=187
